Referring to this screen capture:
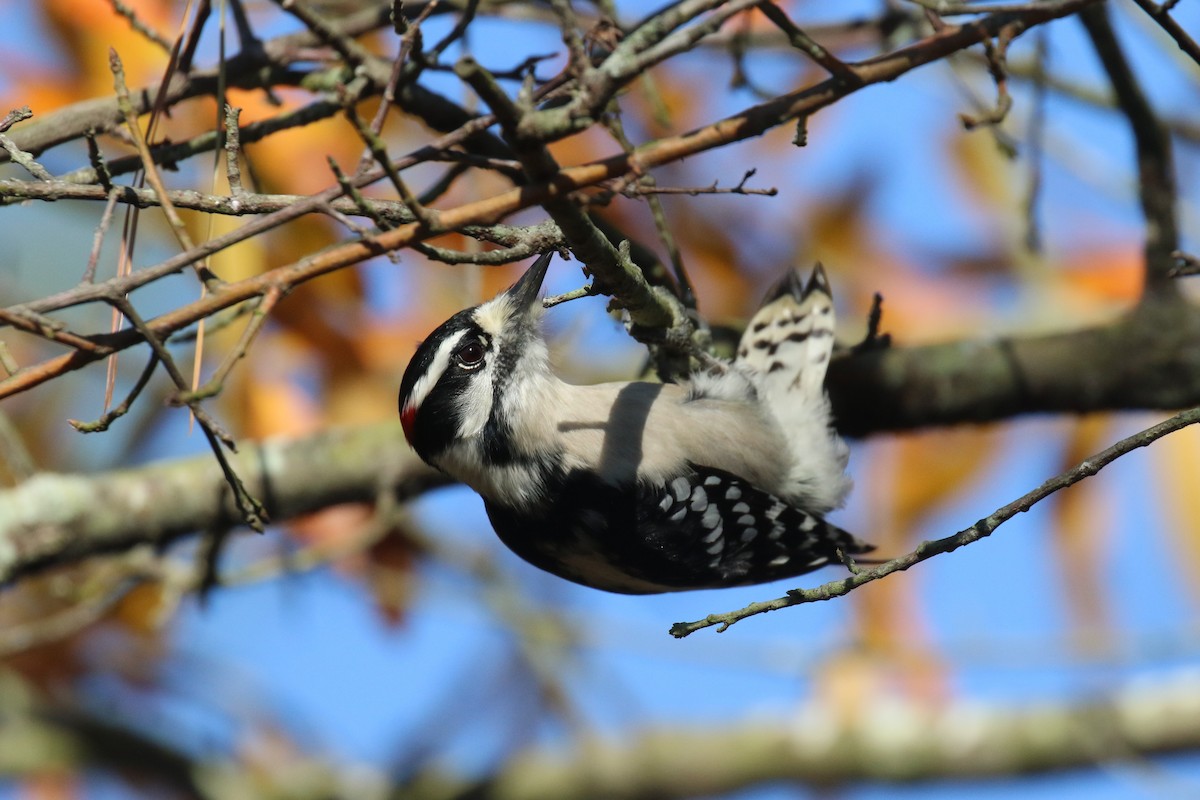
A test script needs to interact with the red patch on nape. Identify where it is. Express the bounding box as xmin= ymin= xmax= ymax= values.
xmin=400 ymin=404 xmax=418 ymax=445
